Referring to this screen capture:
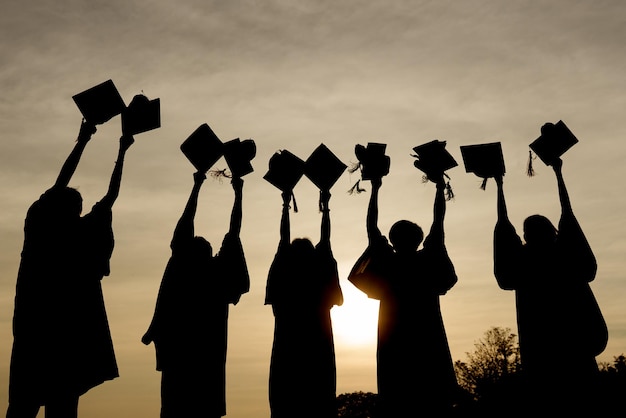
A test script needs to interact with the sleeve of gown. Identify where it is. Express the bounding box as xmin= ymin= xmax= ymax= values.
xmin=347 ymin=234 xmax=394 ymax=300
xmin=557 ymin=212 xmax=606 ymax=356
xmin=316 ymin=244 xmax=344 ymax=308
xmin=493 ymin=219 xmax=524 ymax=290
xmin=217 ymin=233 xmax=250 ymax=305
xmin=141 ymin=258 xmax=174 ymax=346
xmin=422 ymin=226 xmax=458 ymax=295
xmin=82 ymin=201 xmax=115 ymax=279
xmin=557 ymin=212 xmax=597 ymax=282
xmin=265 ymin=245 xmax=287 ymax=307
